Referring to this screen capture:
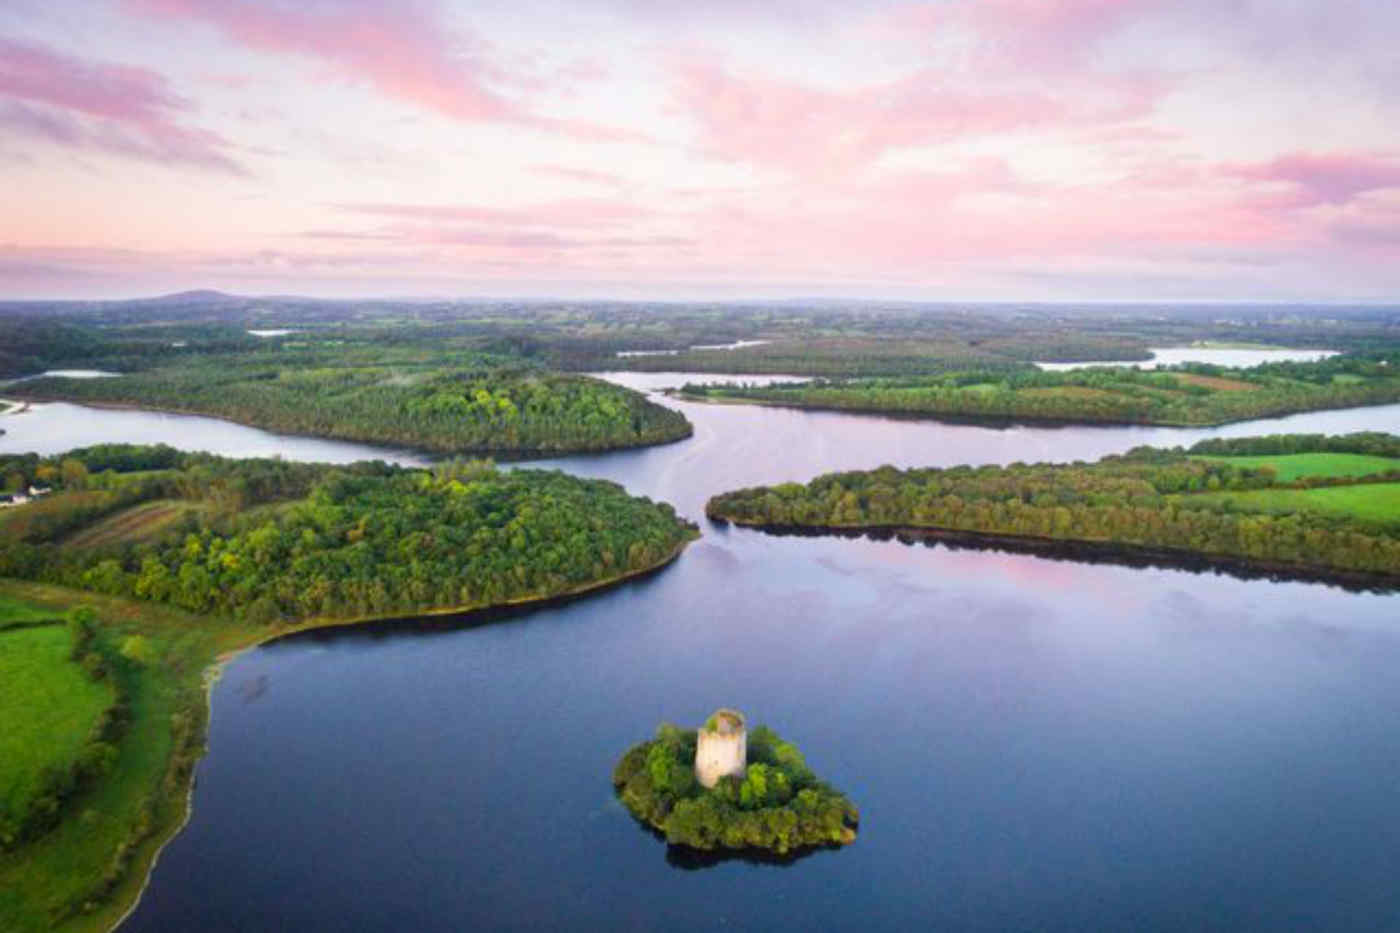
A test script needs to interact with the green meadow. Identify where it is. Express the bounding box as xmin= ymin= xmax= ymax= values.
xmin=0 ymin=583 xmax=244 ymax=933
xmin=0 ymin=625 xmax=115 ymax=829
xmin=1194 ymin=452 xmax=1400 ymax=482
xmin=1188 ymin=483 xmax=1400 ymax=523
